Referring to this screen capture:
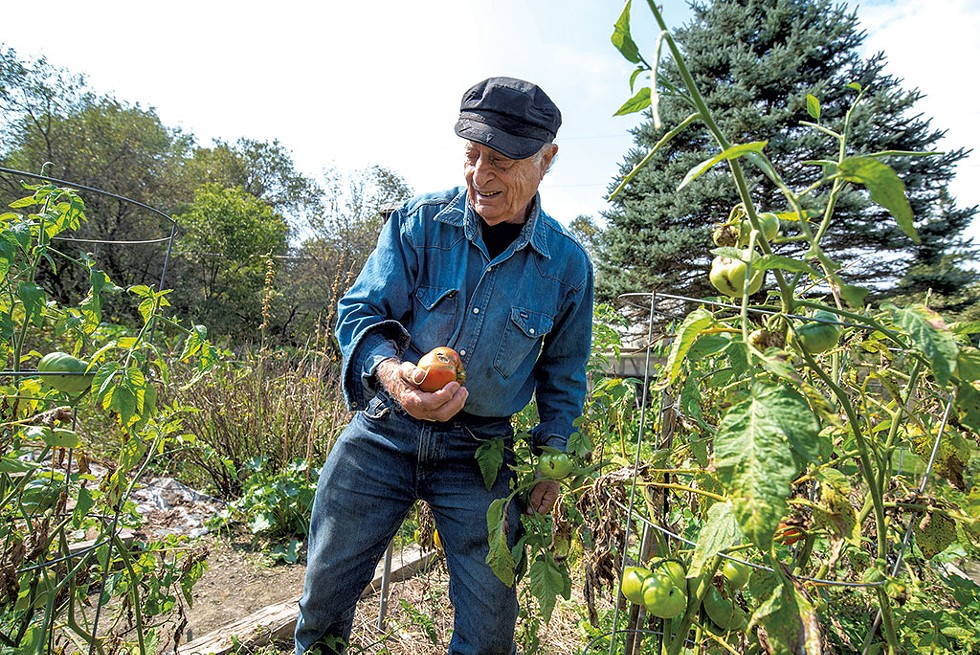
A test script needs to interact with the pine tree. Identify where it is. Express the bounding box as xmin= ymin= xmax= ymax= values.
xmin=596 ymin=0 xmax=977 ymax=303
